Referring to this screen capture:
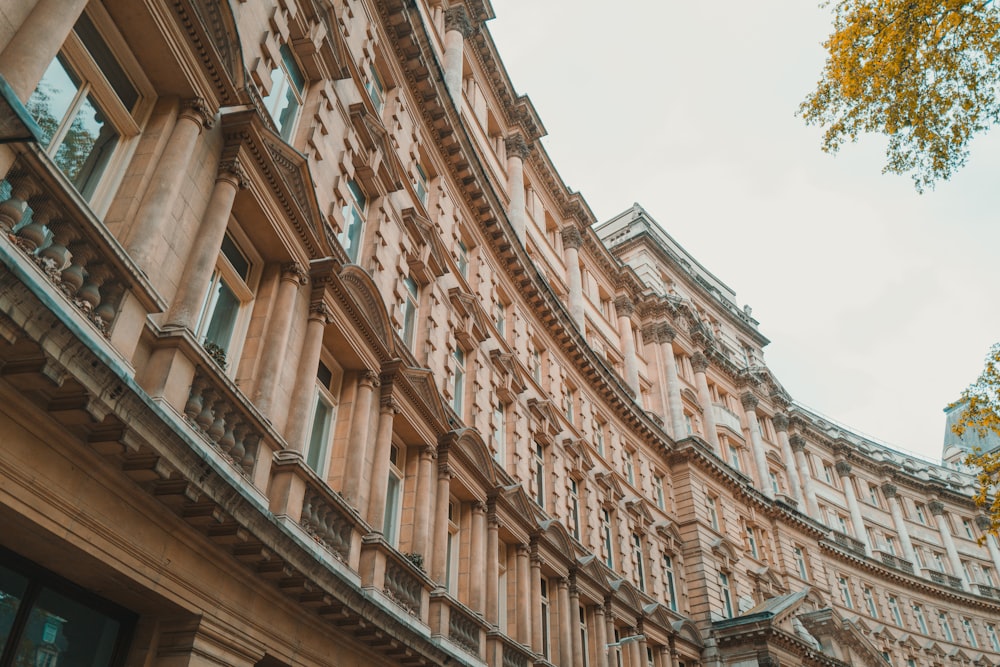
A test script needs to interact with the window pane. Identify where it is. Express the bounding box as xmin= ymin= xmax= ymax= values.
xmin=220 ymin=234 xmax=250 ymax=281
xmin=73 ymin=13 xmax=138 ymax=110
xmin=0 ymin=563 xmax=29 ymax=649
xmin=27 ymin=56 xmax=81 ymax=147
xmin=54 ymin=93 xmax=120 ymax=198
xmin=281 ymin=45 xmax=305 ymax=93
xmin=13 ymin=586 xmax=121 ymax=667
xmin=383 ymin=474 xmax=400 ymax=544
xmin=276 ymin=85 xmax=300 ymax=140
xmin=202 ymin=280 xmax=240 ymax=352
xmin=305 ymin=394 xmax=331 ymax=472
